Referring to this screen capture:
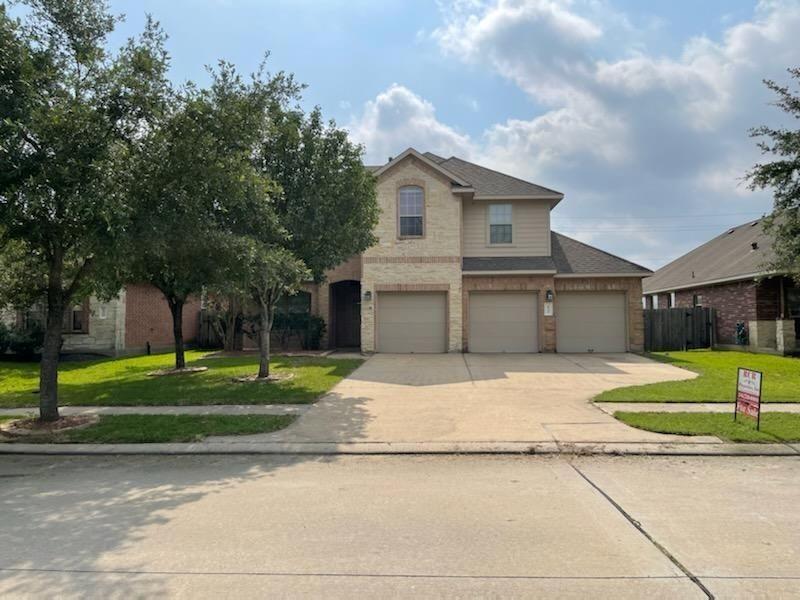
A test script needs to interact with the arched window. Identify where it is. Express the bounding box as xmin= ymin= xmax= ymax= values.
xmin=398 ymin=185 xmax=424 ymax=237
